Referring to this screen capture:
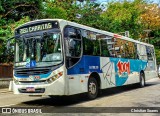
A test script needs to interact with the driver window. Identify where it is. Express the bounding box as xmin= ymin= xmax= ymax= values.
xmin=64 ymin=26 xmax=82 ymax=68
xmin=64 ymin=27 xmax=81 ymax=57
